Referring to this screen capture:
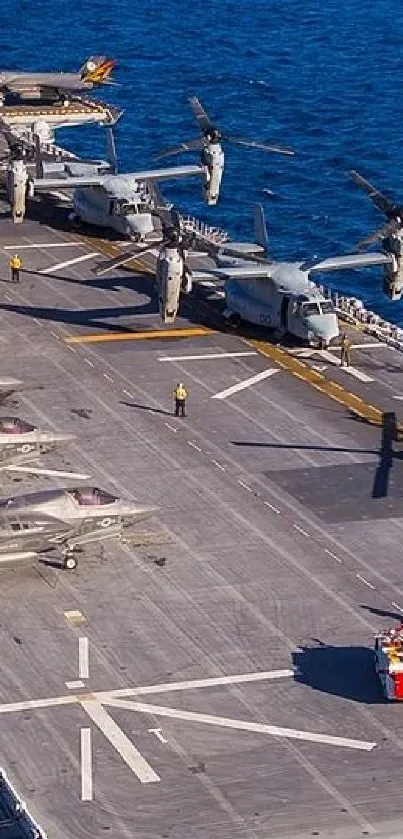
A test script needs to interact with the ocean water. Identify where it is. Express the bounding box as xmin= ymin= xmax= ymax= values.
xmin=2 ymin=0 xmax=403 ymax=321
